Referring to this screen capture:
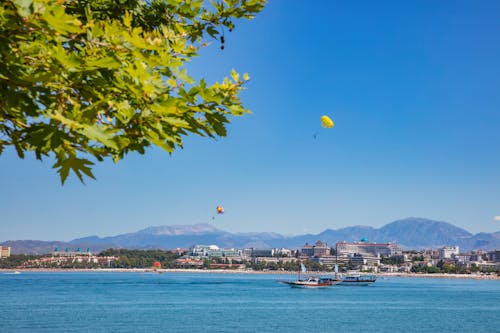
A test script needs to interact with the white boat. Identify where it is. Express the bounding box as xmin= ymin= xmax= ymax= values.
xmin=279 ymin=263 xmax=338 ymax=288
xmin=280 ymin=276 xmax=334 ymax=288
xmin=331 ymin=253 xmax=377 ymax=286
xmin=337 ymin=272 xmax=376 ymax=286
